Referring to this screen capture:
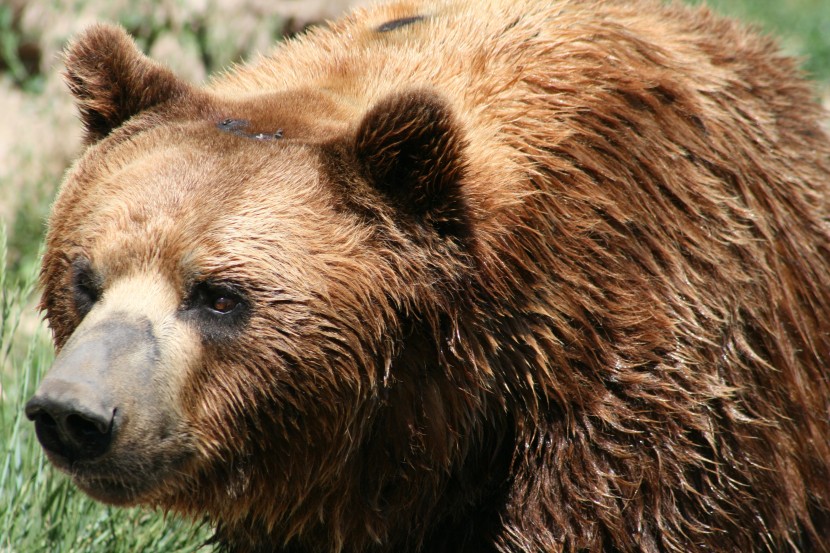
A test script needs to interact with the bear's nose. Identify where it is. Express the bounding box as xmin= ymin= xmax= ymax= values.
xmin=25 ymin=312 xmax=160 ymax=465
xmin=25 ymin=380 xmax=115 ymax=462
